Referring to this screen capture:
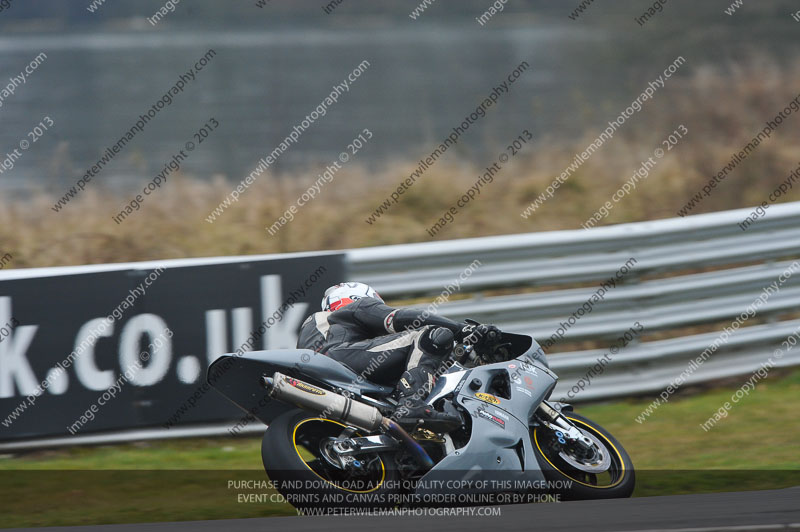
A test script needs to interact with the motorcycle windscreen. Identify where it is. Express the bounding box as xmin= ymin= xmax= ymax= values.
xmin=498 ymin=332 xmax=549 ymax=367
